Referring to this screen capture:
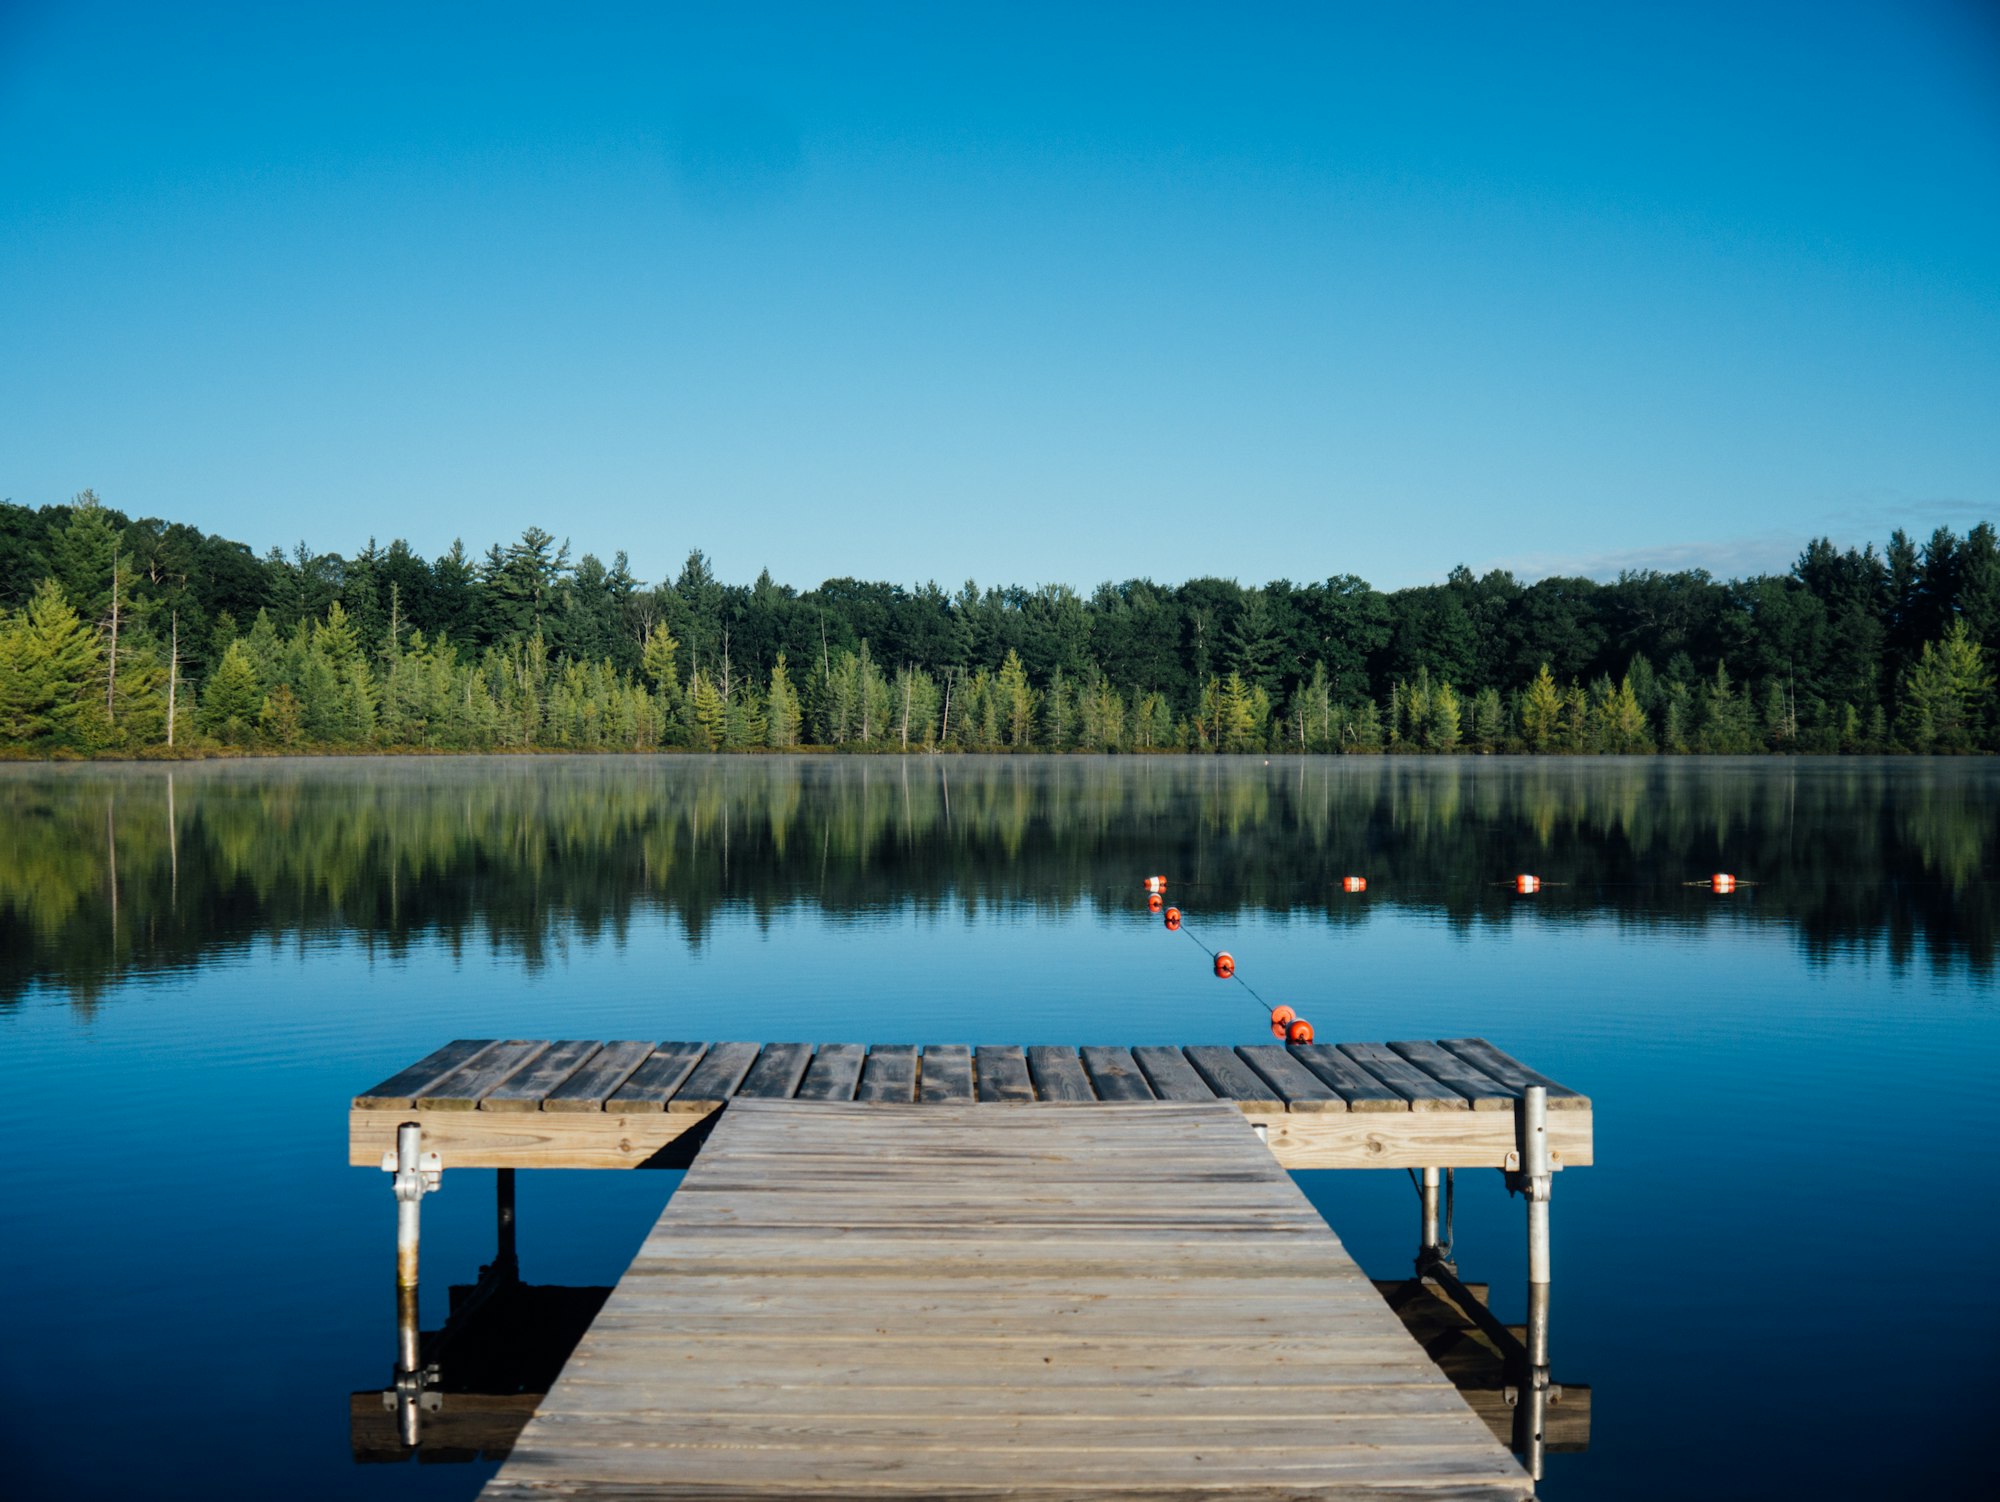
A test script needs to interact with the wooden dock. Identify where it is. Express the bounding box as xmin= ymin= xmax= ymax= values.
xmin=354 ymin=1038 xmax=1589 ymax=1496
xmin=480 ymin=1100 xmax=1535 ymax=1500
xmin=349 ymin=1038 xmax=1593 ymax=1172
